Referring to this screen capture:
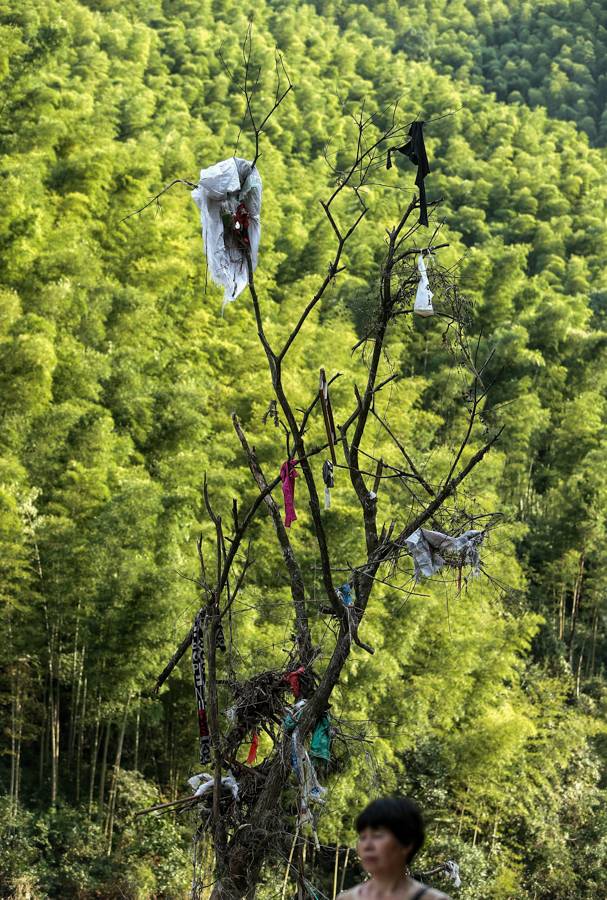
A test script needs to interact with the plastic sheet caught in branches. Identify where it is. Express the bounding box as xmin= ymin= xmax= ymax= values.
xmin=192 ymin=157 xmax=262 ymax=308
